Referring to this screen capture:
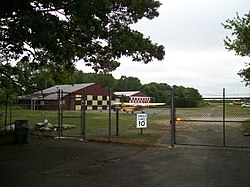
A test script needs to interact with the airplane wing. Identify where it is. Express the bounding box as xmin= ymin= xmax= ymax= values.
xmin=123 ymin=102 xmax=165 ymax=107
